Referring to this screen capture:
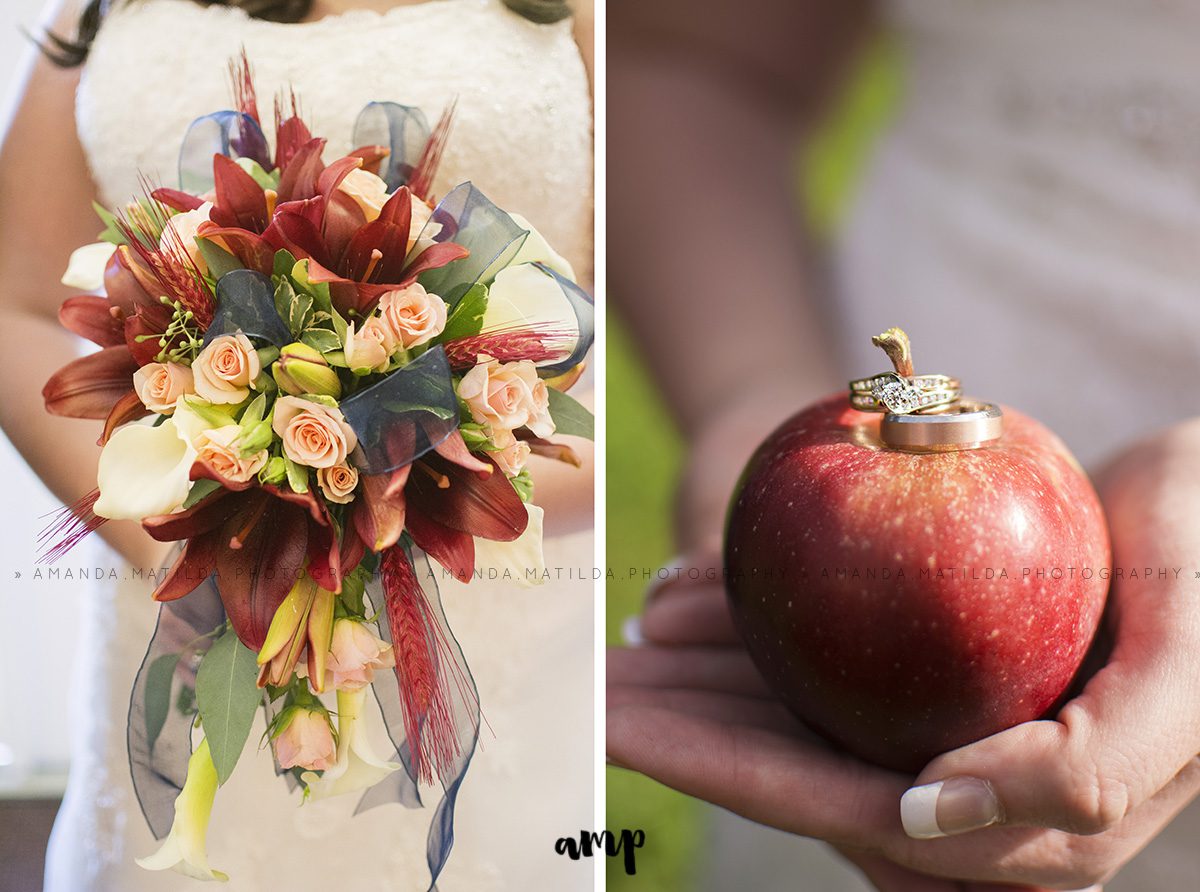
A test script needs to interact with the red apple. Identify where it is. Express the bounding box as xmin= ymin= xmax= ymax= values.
xmin=724 ymin=395 xmax=1109 ymax=772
